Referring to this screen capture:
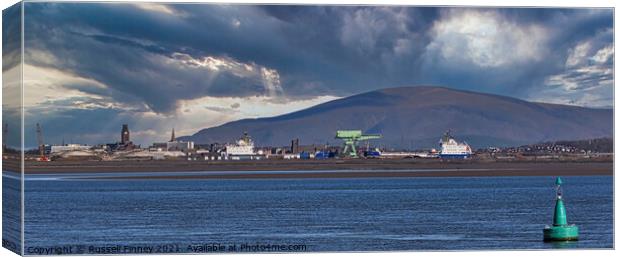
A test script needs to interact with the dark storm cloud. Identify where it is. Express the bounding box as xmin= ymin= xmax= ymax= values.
xmin=23 ymin=3 xmax=613 ymax=110
xmin=24 ymin=4 xmax=442 ymax=108
xmin=418 ymin=8 xmax=613 ymax=99
xmin=2 ymin=2 xmax=21 ymax=72
xmin=260 ymin=6 xmax=440 ymax=94
xmin=2 ymin=3 xmax=22 ymax=149
xmin=23 ymin=3 xmax=287 ymax=112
